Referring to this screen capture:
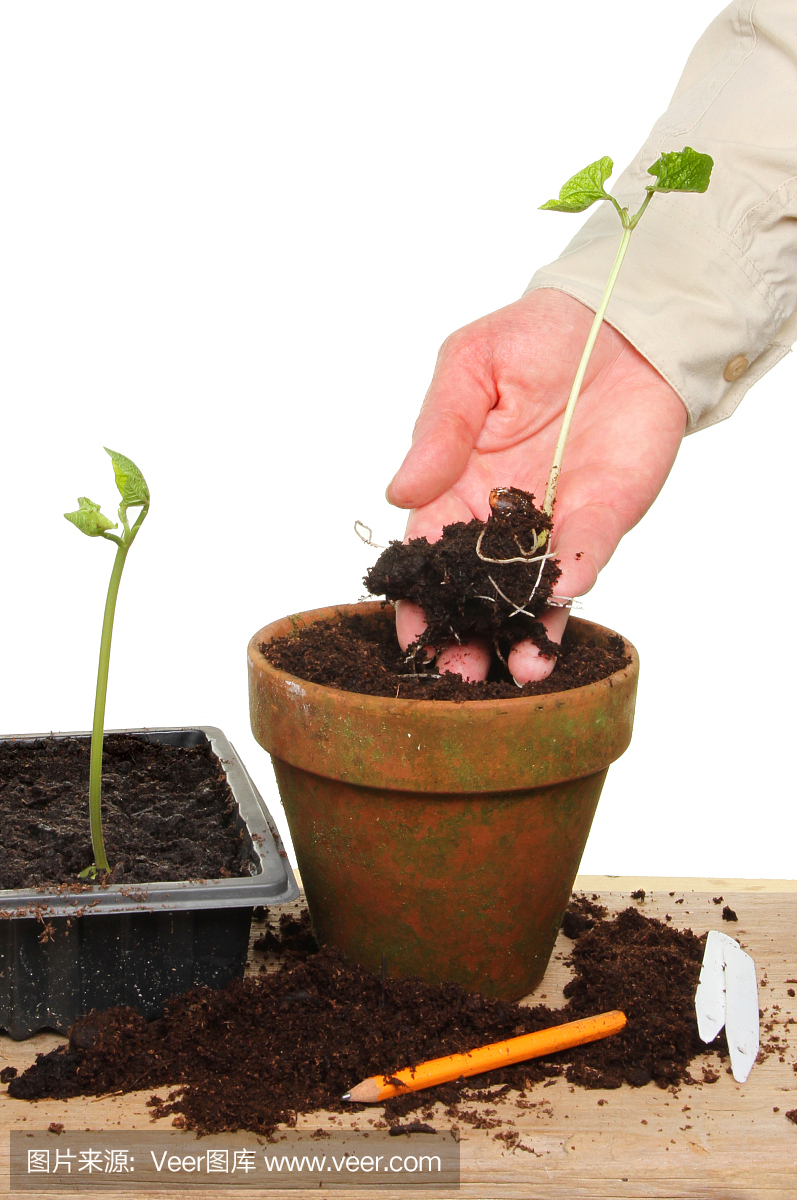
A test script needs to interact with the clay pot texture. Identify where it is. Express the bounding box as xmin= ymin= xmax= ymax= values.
xmin=248 ymin=602 xmax=638 ymax=1001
